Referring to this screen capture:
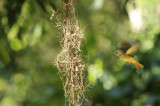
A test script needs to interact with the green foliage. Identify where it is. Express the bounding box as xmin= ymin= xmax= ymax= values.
xmin=0 ymin=0 xmax=160 ymax=106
